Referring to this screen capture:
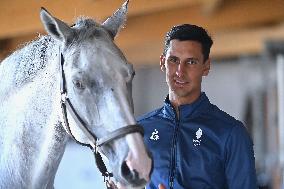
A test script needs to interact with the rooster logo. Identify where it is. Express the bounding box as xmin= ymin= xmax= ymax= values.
xmin=193 ymin=128 xmax=202 ymax=146
xmin=150 ymin=129 xmax=159 ymax=141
